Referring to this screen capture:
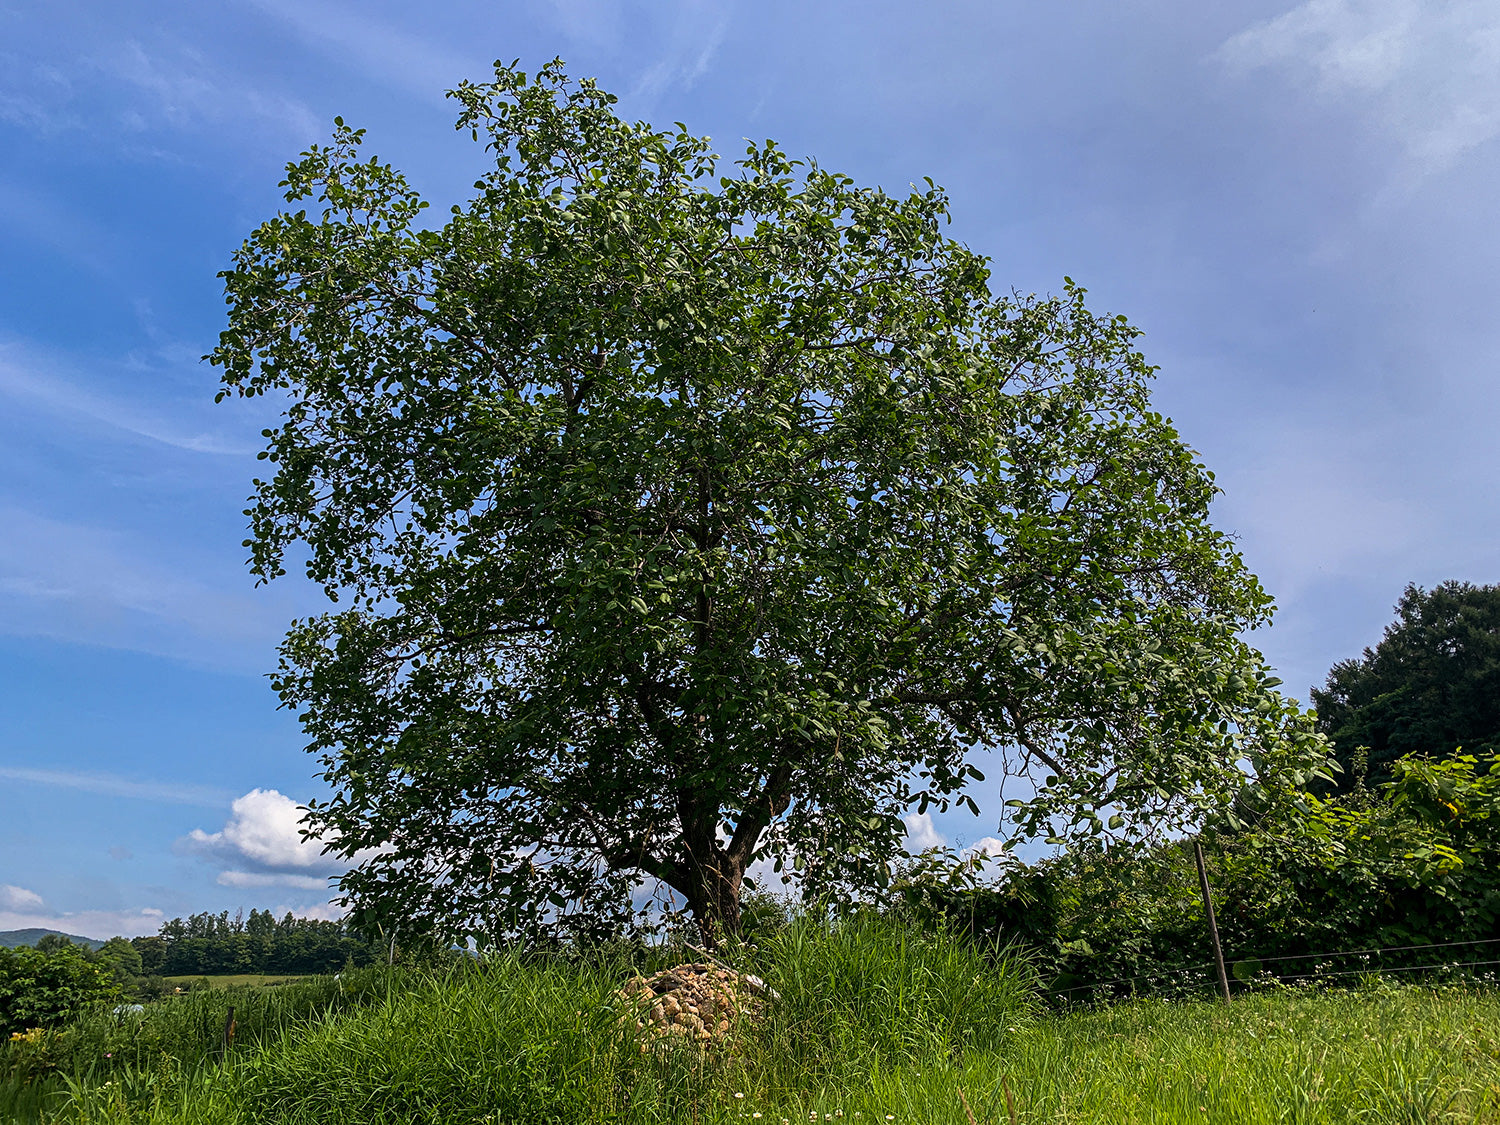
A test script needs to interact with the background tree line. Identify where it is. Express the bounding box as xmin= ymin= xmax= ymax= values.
xmin=129 ymin=910 xmax=376 ymax=978
xmin=2 ymin=911 xmax=376 ymax=1034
